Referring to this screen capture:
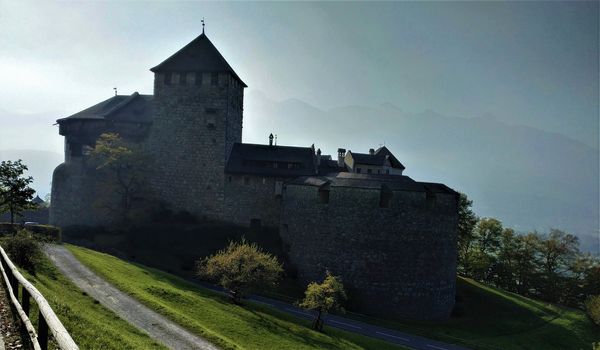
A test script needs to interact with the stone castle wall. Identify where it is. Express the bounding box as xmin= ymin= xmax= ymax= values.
xmin=50 ymin=159 xmax=110 ymax=228
xmin=146 ymin=72 xmax=244 ymax=220
xmin=223 ymin=174 xmax=283 ymax=227
xmin=279 ymin=184 xmax=458 ymax=320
